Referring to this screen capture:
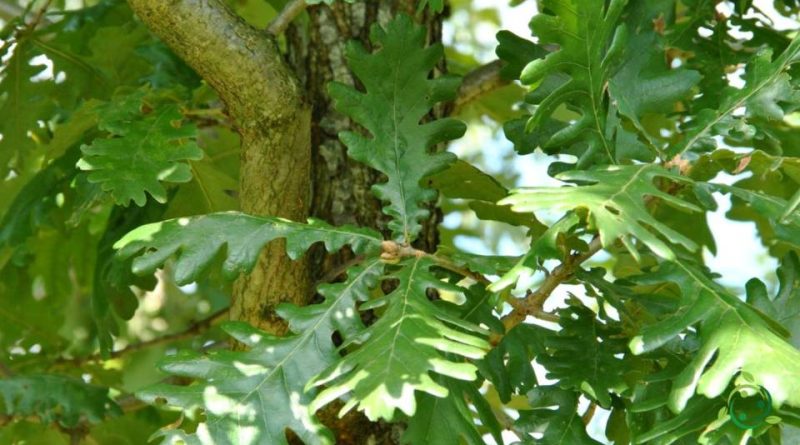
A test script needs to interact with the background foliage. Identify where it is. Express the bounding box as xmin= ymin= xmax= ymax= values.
xmin=1 ymin=0 xmax=800 ymax=444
